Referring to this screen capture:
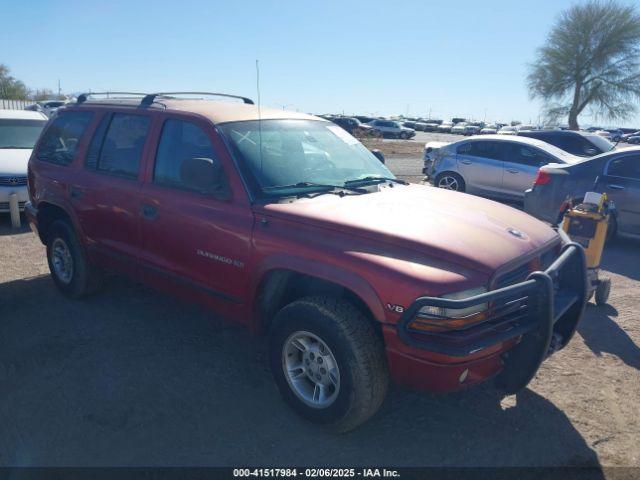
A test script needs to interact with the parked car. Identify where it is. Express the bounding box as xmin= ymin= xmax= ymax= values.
xmin=517 ymin=130 xmax=615 ymax=157
xmin=331 ymin=116 xmax=375 ymax=137
xmin=437 ymin=122 xmax=454 ymax=133
xmin=354 ymin=115 xmax=377 ymax=124
xmin=423 ymin=120 xmax=442 ymax=132
xmin=525 ymin=148 xmax=640 ymax=238
xmin=26 ymin=92 xmax=587 ymax=432
xmin=463 ymin=125 xmax=482 ymax=136
xmin=402 ymin=120 xmax=417 ymax=129
xmin=426 ymin=135 xmax=580 ymax=200
xmin=621 ymin=131 xmax=640 ymax=142
xmin=0 ymin=109 xmax=48 ymax=213
xmin=451 ymin=122 xmax=468 ymax=135
xmin=497 ymin=126 xmax=518 ymax=135
xmin=518 ymin=125 xmax=538 ymax=131
xmin=480 ymin=124 xmax=498 ymax=134
xmin=628 ymin=136 xmax=640 ymax=145
xmin=413 ymin=121 xmax=428 ymax=131
xmin=368 ymin=119 xmax=416 ymax=139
